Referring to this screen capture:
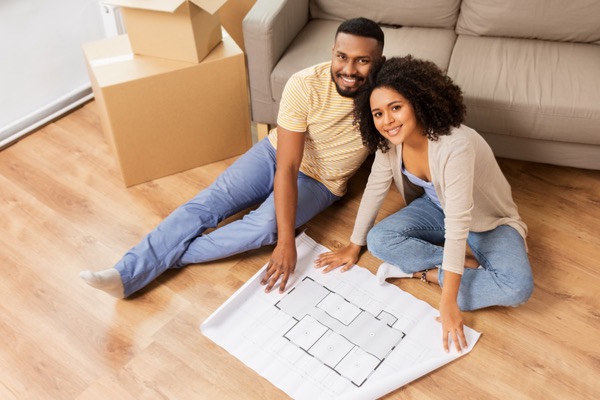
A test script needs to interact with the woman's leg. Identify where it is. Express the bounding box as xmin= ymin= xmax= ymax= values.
xmin=440 ymin=225 xmax=534 ymax=311
xmin=367 ymin=195 xmax=533 ymax=311
xmin=367 ymin=195 xmax=446 ymax=273
xmin=179 ymin=171 xmax=340 ymax=264
xmin=113 ymin=139 xmax=278 ymax=297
